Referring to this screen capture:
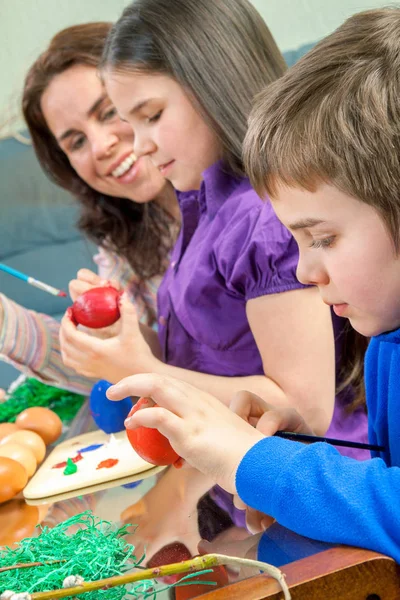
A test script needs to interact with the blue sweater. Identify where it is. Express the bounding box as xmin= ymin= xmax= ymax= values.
xmin=236 ymin=327 xmax=400 ymax=563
